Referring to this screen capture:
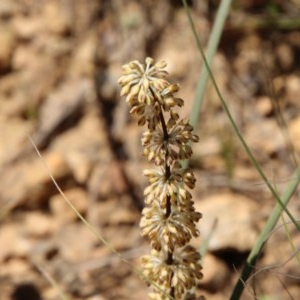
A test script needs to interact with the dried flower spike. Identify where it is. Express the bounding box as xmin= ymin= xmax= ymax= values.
xmin=119 ymin=57 xmax=203 ymax=299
